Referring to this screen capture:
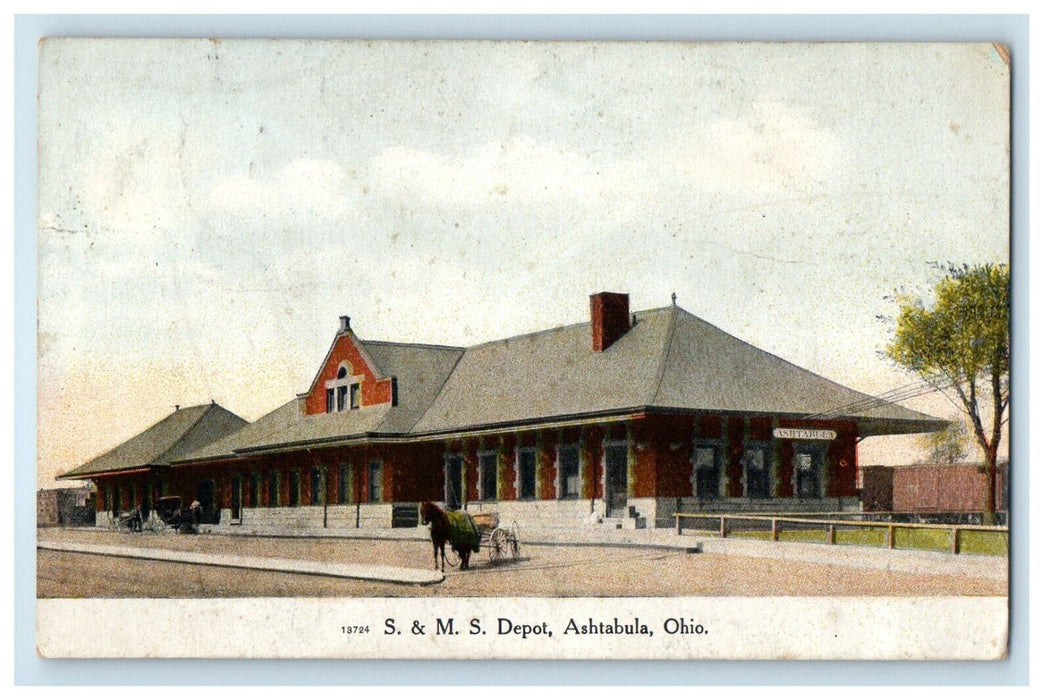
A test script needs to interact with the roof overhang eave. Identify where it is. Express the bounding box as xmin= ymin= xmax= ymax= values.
xmin=161 ymin=409 xmax=947 ymax=462
xmin=409 ymin=408 xmax=653 ymax=440
xmin=55 ymin=465 xmax=158 ymax=480
xmin=232 ymin=432 xmax=398 ymax=456
xmin=857 ymin=417 xmax=950 ymax=438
